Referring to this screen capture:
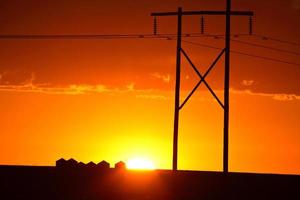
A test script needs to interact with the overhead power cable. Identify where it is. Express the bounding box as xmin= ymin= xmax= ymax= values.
xmin=181 ymin=39 xmax=300 ymax=66
xmin=211 ymin=36 xmax=300 ymax=56
xmin=230 ymin=38 xmax=300 ymax=56
xmin=0 ymin=33 xmax=214 ymax=40
xmin=1 ymin=33 xmax=299 ymax=55
xmin=0 ymin=33 xmax=299 ymax=66
xmin=252 ymin=34 xmax=300 ymax=47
